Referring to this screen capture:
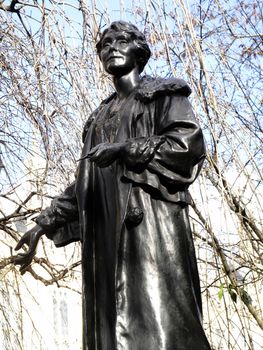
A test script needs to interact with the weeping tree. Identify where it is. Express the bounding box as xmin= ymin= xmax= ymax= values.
xmin=0 ymin=1 xmax=262 ymax=349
